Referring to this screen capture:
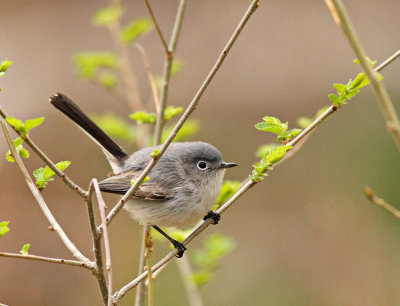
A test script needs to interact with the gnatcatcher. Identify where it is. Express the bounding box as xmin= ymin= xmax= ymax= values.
xmin=50 ymin=93 xmax=237 ymax=257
